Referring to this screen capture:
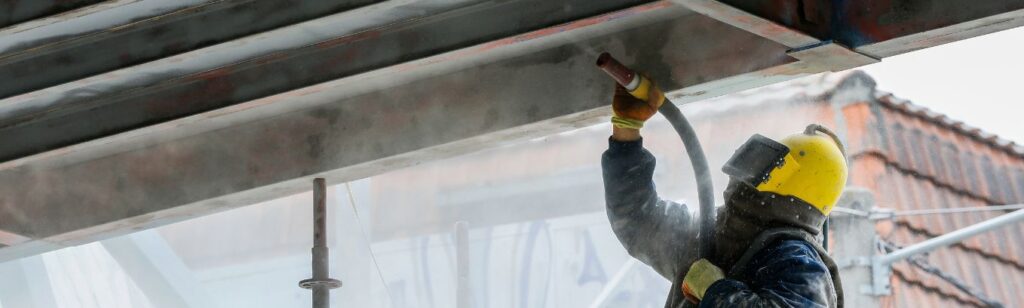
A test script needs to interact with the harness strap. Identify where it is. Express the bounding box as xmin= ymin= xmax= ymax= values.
xmin=727 ymin=228 xmax=845 ymax=308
